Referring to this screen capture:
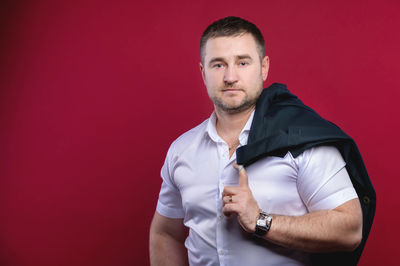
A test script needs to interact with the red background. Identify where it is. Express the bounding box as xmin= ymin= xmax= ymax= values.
xmin=1 ymin=0 xmax=399 ymax=265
